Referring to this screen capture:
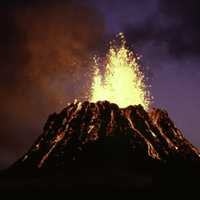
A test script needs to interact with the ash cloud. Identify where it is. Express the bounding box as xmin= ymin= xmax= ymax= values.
xmin=0 ymin=0 xmax=104 ymax=168
xmin=123 ymin=0 xmax=200 ymax=59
